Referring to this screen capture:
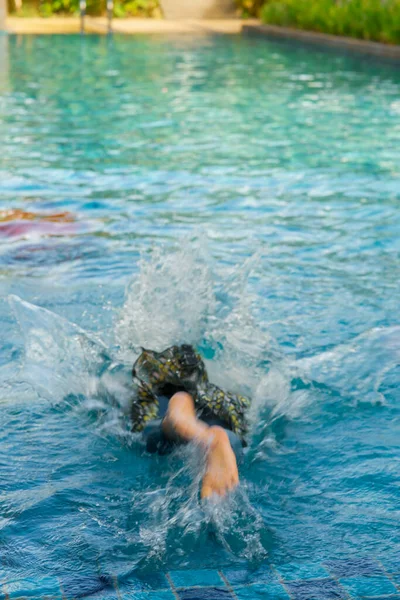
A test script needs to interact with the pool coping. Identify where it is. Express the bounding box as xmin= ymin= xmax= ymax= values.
xmin=2 ymin=16 xmax=256 ymax=35
xmin=243 ymin=23 xmax=400 ymax=61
